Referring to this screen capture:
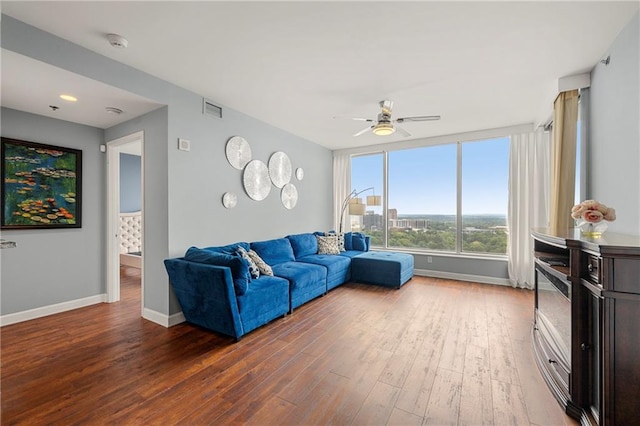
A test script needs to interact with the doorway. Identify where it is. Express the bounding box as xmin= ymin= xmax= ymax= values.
xmin=106 ymin=131 xmax=144 ymax=312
